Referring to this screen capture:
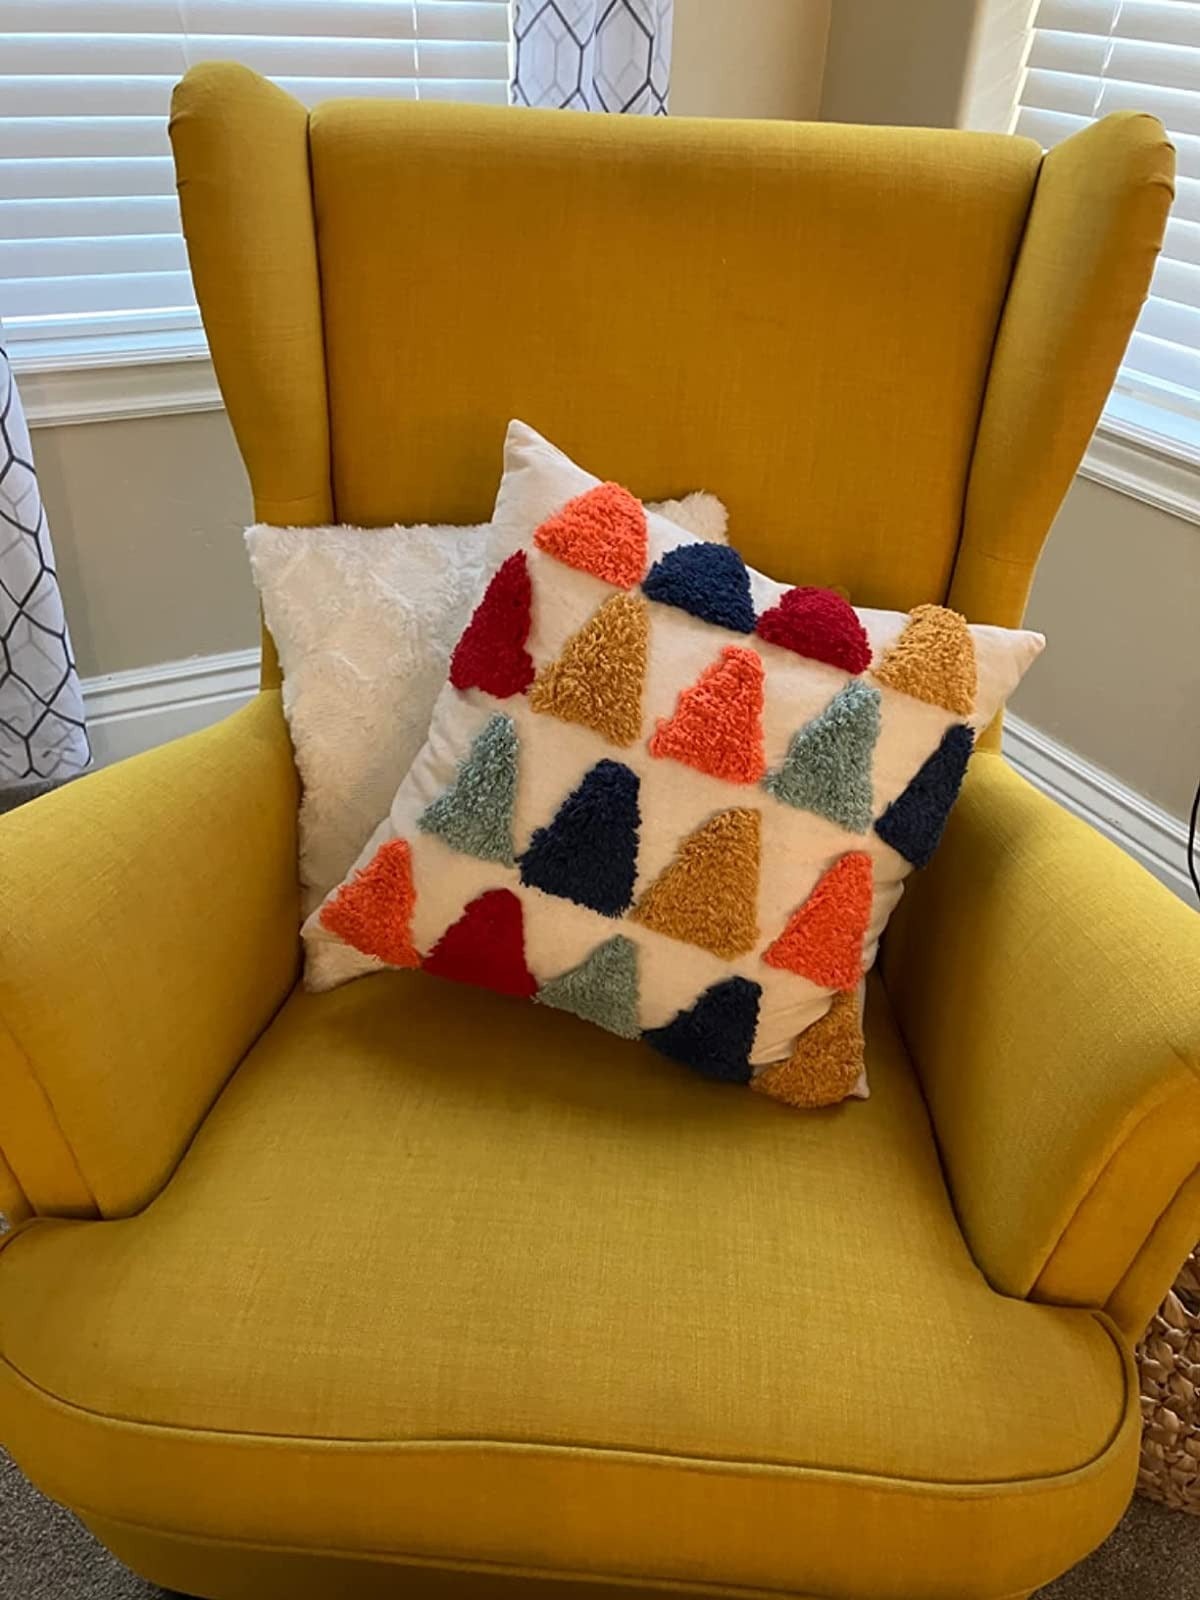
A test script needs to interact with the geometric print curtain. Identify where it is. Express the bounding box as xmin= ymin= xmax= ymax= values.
xmin=0 ymin=342 xmax=90 ymax=791
xmin=511 ymin=0 xmax=672 ymax=115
